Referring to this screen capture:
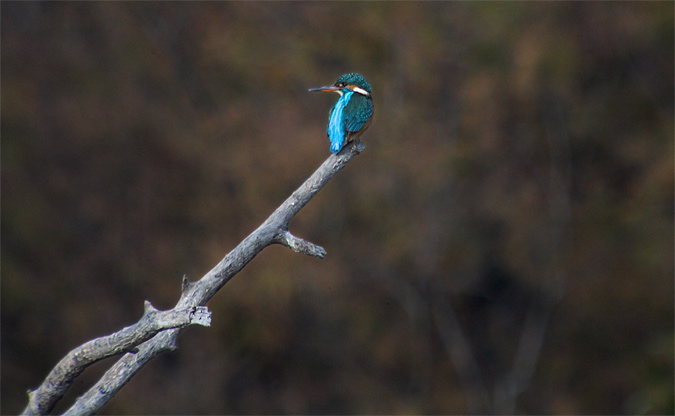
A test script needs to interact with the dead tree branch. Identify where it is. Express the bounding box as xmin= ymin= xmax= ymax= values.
xmin=22 ymin=303 xmax=211 ymax=415
xmin=22 ymin=140 xmax=365 ymax=415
